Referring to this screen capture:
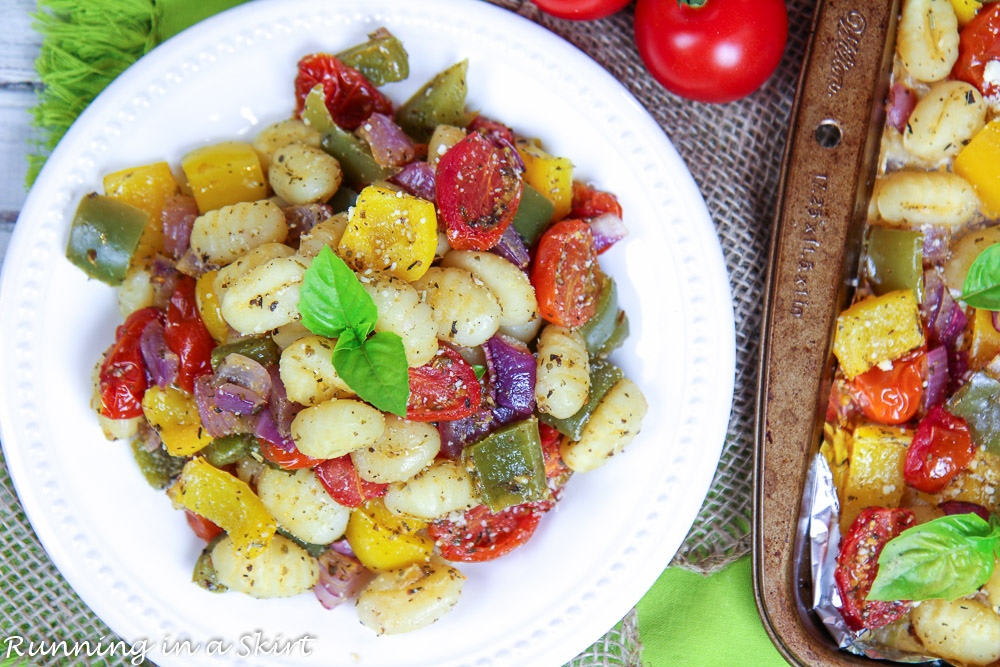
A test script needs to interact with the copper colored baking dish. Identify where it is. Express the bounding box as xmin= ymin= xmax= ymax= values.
xmin=753 ymin=0 xmax=903 ymax=664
